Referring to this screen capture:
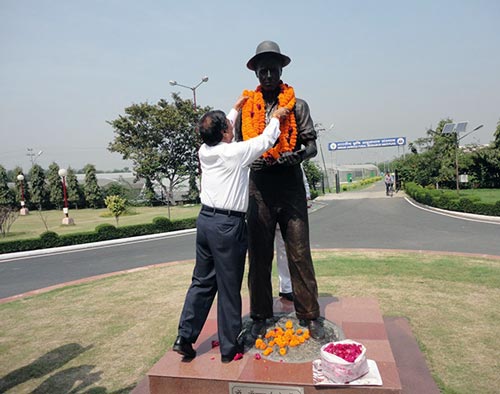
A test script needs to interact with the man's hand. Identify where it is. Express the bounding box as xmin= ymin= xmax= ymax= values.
xmin=277 ymin=151 xmax=302 ymax=166
xmin=233 ymin=95 xmax=249 ymax=111
xmin=272 ymin=107 xmax=289 ymax=119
